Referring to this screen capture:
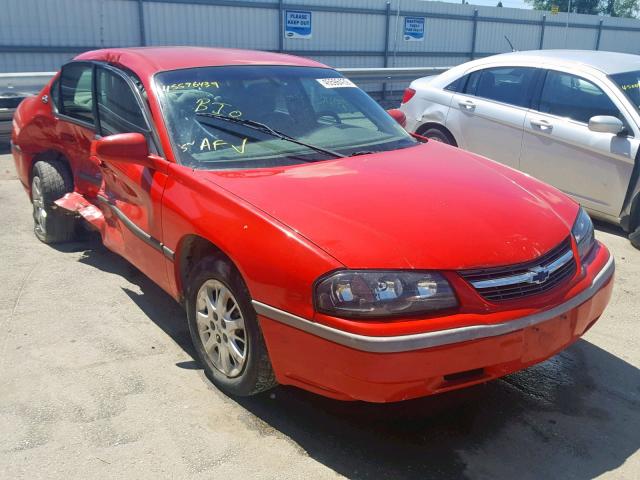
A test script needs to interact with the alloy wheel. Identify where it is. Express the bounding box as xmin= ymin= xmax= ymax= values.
xmin=195 ymin=279 xmax=247 ymax=378
xmin=31 ymin=176 xmax=47 ymax=237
